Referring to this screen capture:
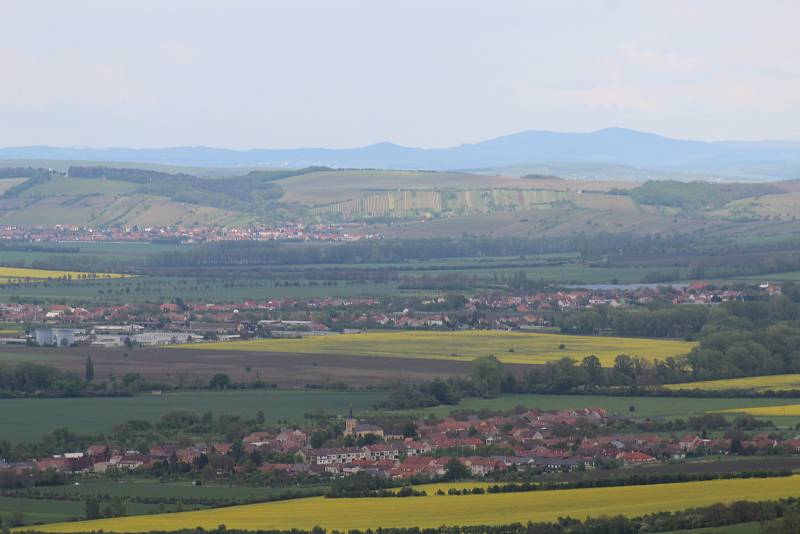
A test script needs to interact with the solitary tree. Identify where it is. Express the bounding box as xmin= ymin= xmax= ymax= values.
xmin=470 ymin=355 xmax=504 ymax=398
xmin=196 ymin=453 xmax=209 ymax=471
xmin=209 ymin=373 xmax=231 ymax=390
xmin=444 ymin=457 xmax=469 ymax=481
xmin=581 ymin=355 xmax=604 ymax=388
xmin=613 ymin=354 xmax=636 ymax=385
xmin=310 ymin=430 xmax=328 ymax=449
xmin=84 ymin=497 xmax=100 ymax=520
xmin=85 ymin=356 xmax=94 ymax=382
